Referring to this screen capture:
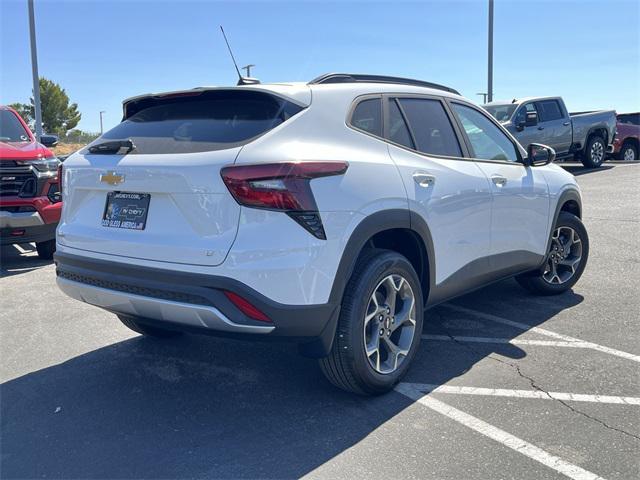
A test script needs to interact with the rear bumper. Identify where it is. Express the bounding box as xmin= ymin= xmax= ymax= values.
xmin=57 ymin=276 xmax=275 ymax=334
xmin=0 ymin=196 xmax=61 ymax=244
xmin=0 ymin=210 xmax=44 ymax=228
xmin=1 ymin=222 xmax=57 ymax=245
xmin=54 ymin=252 xmax=340 ymax=356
